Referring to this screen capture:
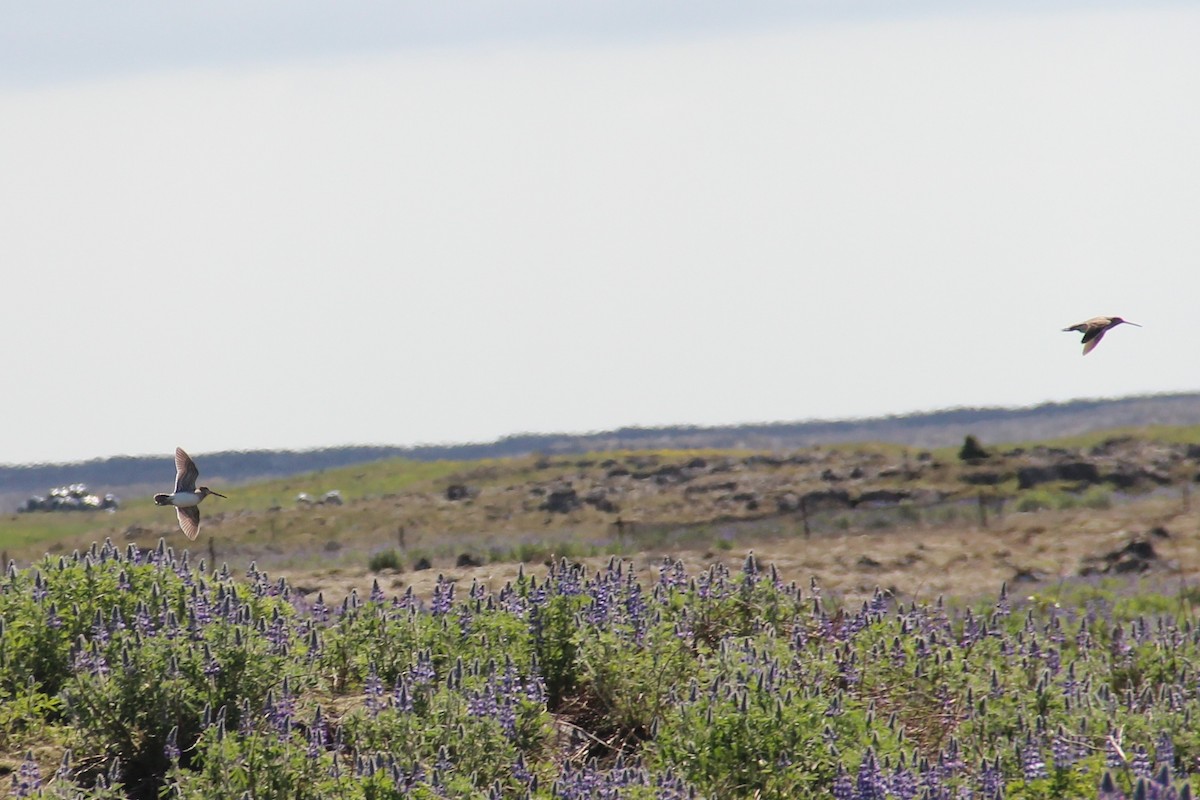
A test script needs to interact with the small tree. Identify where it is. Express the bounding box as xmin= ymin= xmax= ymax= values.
xmin=959 ymin=434 xmax=990 ymax=461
